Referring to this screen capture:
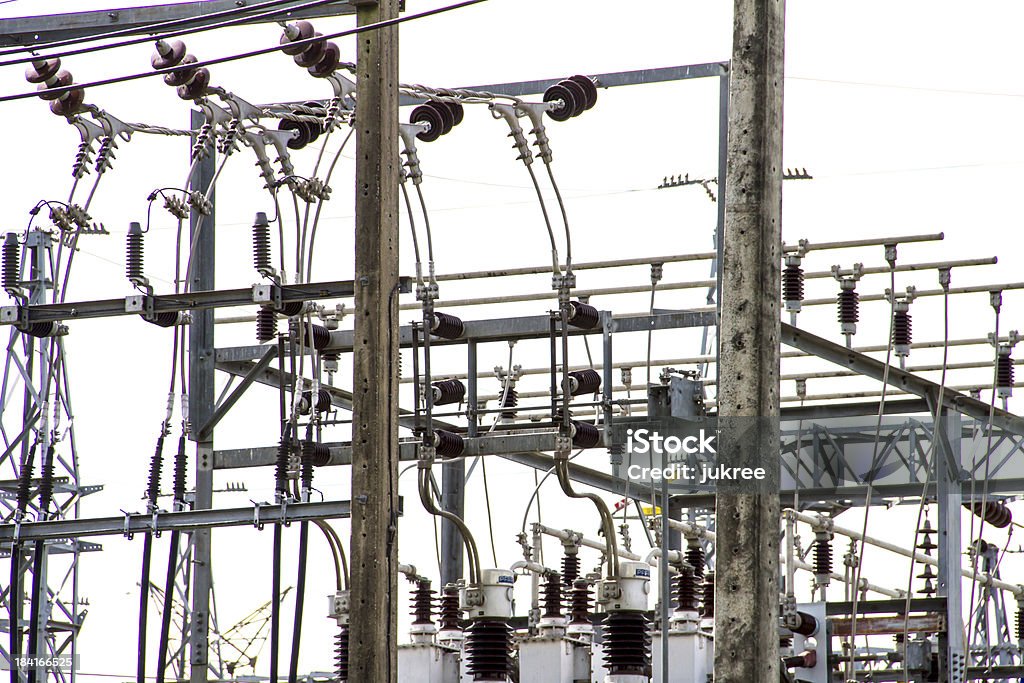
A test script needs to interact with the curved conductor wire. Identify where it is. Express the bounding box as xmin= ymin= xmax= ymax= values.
xmin=846 ymin=258 xmax=898 ymax=678
xmin=418 ymin=464 xmax=481 ymax=584
xmin=901 ymin=280 xmax=951 ymax=678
